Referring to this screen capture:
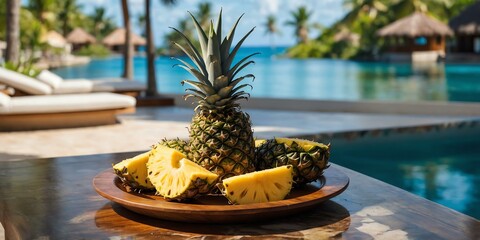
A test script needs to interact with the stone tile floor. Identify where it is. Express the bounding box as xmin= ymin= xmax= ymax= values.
xmin=0 ymin=106 xmax=473 ymax=162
